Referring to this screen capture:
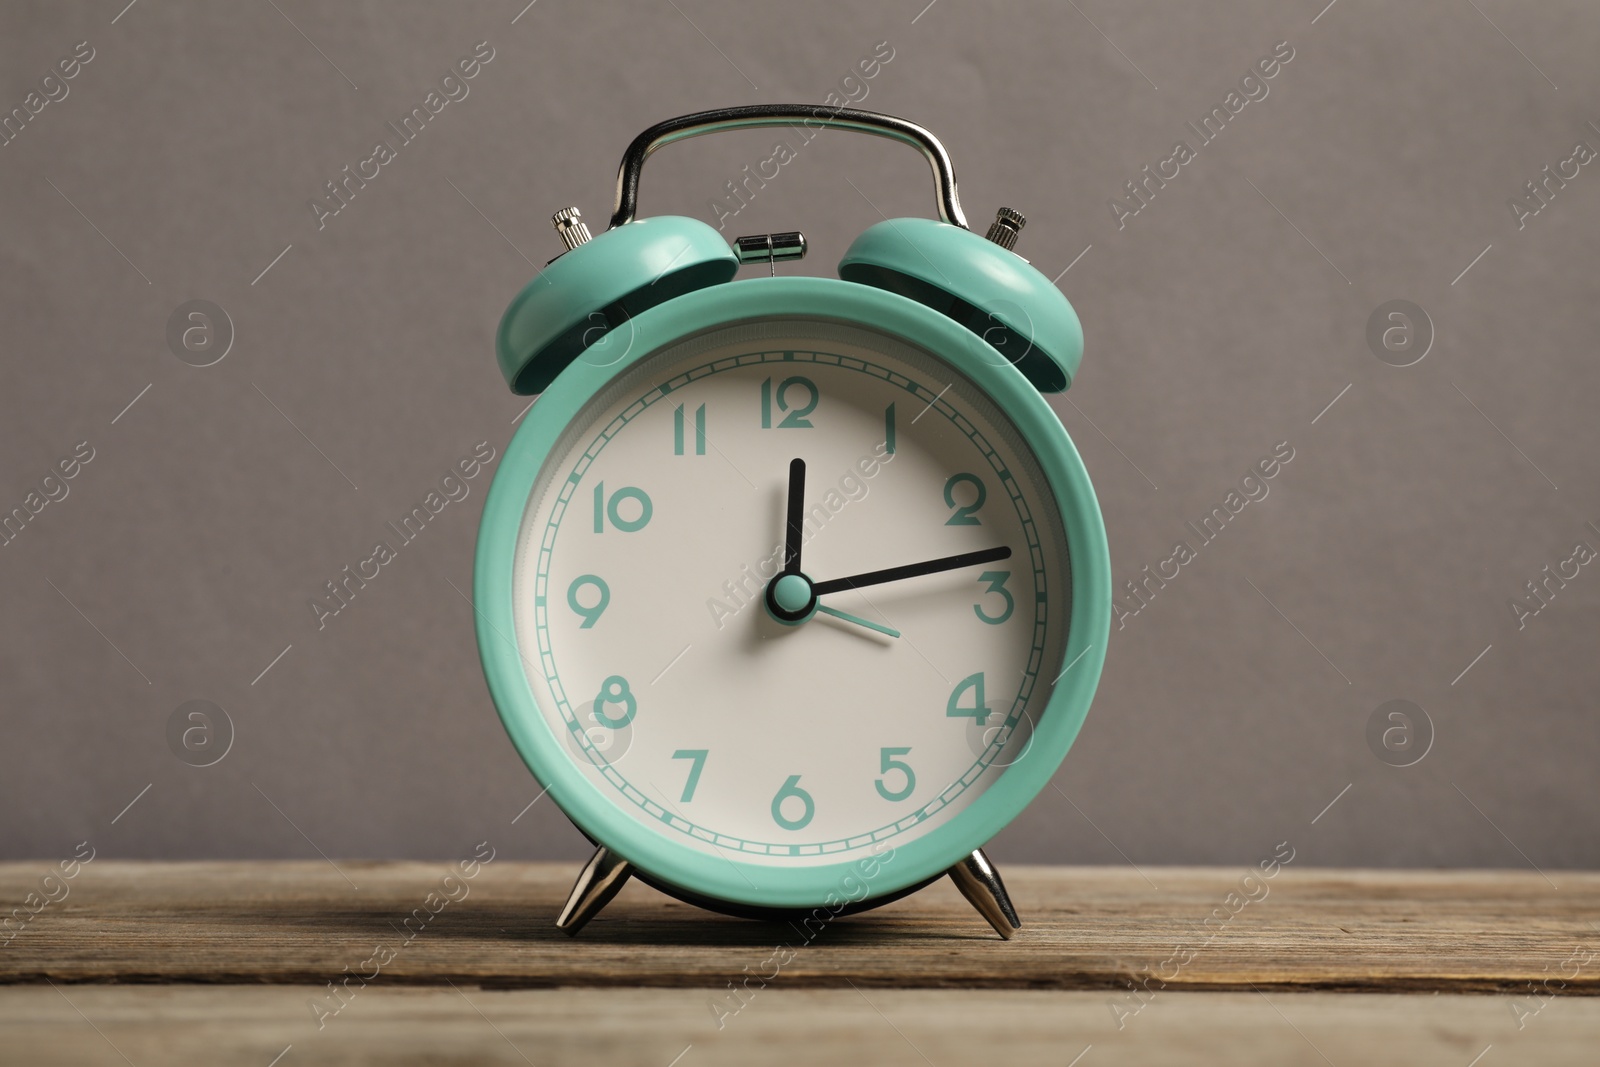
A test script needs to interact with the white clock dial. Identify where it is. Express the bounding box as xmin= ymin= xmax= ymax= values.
xmin=511 ymin=318 xmax=1072 ymax=867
